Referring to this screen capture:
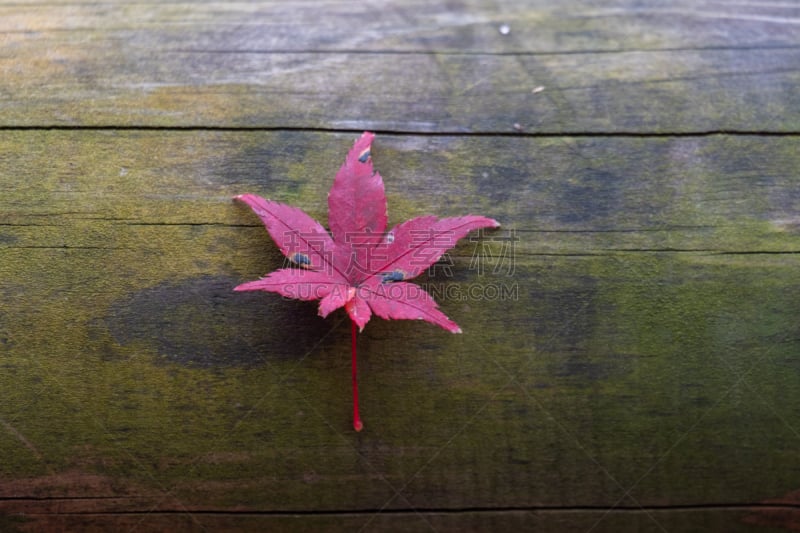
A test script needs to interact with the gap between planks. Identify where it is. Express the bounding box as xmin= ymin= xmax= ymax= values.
xmin=0 ymin=126 xmax=799 ymax=138
xmin=2 ymin=502 xmax=798 ymax=515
